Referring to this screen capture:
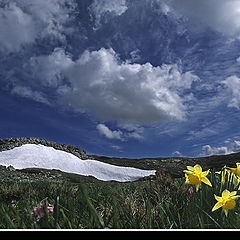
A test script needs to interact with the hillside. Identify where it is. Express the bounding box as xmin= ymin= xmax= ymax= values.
xmin=1 ymin=137 xmax=240 ymax=178
xmin=1 ymin=137 xmax=240 ymax=229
